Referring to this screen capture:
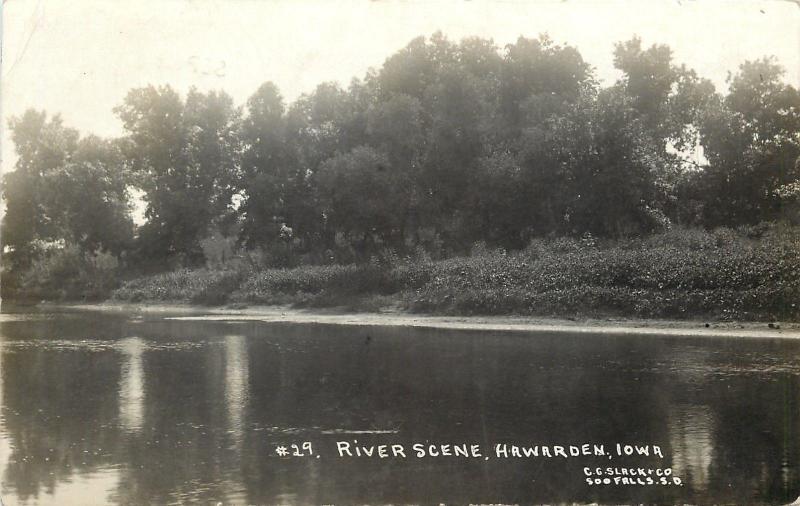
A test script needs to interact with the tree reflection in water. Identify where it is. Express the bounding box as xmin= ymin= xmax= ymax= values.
xmin=118 ymin=337 xmax=145 ymax=434
xmin=0 ymin=311 xmax=798 ymax=505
